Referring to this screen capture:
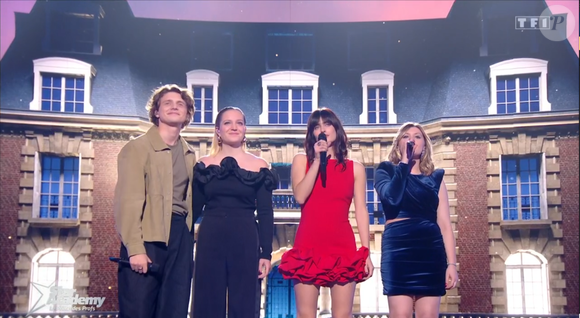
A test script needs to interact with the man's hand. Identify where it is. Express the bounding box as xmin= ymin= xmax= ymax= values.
xmin=130 ymin=254 xmax=152 ymax=274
